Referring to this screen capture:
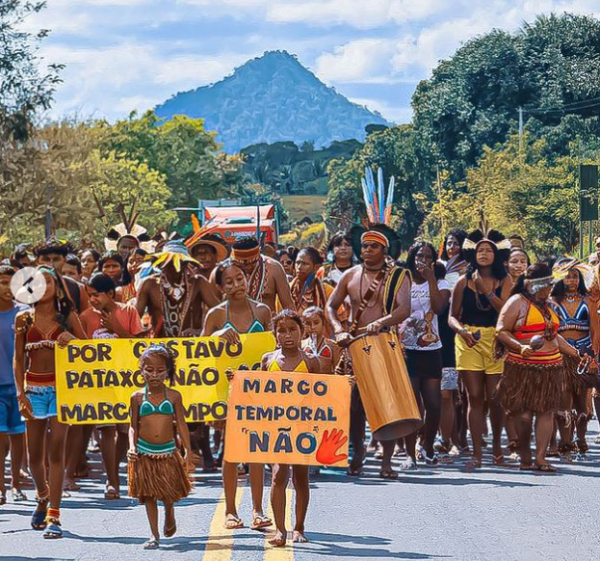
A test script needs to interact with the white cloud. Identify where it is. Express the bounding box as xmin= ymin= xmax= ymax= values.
xmin=40 ymin=42 xmax=251 ymax=119
xmin=315 ymin=39 xmax=398 ymax=83
xmin=348 ymin=97 xmax=412 ymax=123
